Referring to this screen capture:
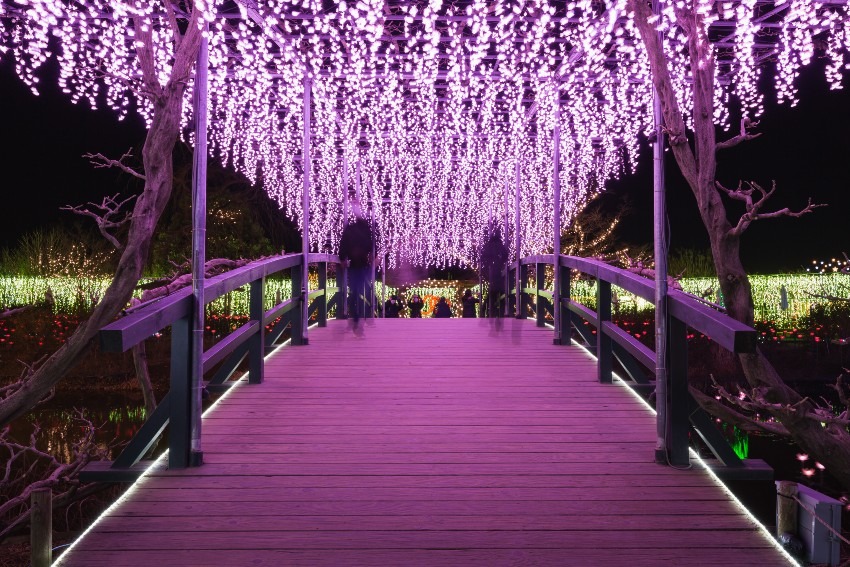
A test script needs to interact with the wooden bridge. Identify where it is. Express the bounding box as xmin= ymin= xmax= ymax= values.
xmin=59 ymin=254 xmax=794 ymax=565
